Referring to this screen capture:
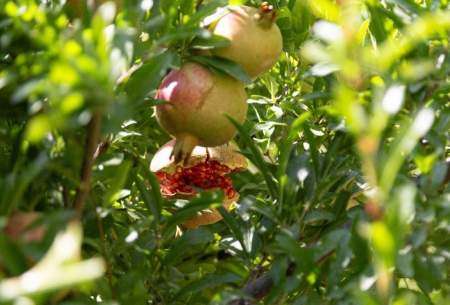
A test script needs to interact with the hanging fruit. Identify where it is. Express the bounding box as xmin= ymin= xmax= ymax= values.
xmin=155 ymin=62 xmax=248 ymax=164
xmin=150 ymin=140 xmax=247 ymax=228
xmin=208 ymin=2 xmax=283 ymax=78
